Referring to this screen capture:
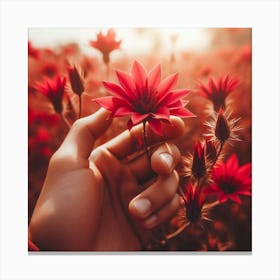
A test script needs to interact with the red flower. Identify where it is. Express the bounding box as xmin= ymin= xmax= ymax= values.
xmin=28 ymin=41 xmax=39 ymax=59
xmin=95 ymin=60 xmax=195 ymax=135
xmin=34 ymin=76 xmax=66 ymax=114
xmin=198 ymin=75 xmax=239 ymax=111
xmin=205 ymin=154 xmax=252 ymax=204
xmin=89 ymin=28 xmax=121 ymax=64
